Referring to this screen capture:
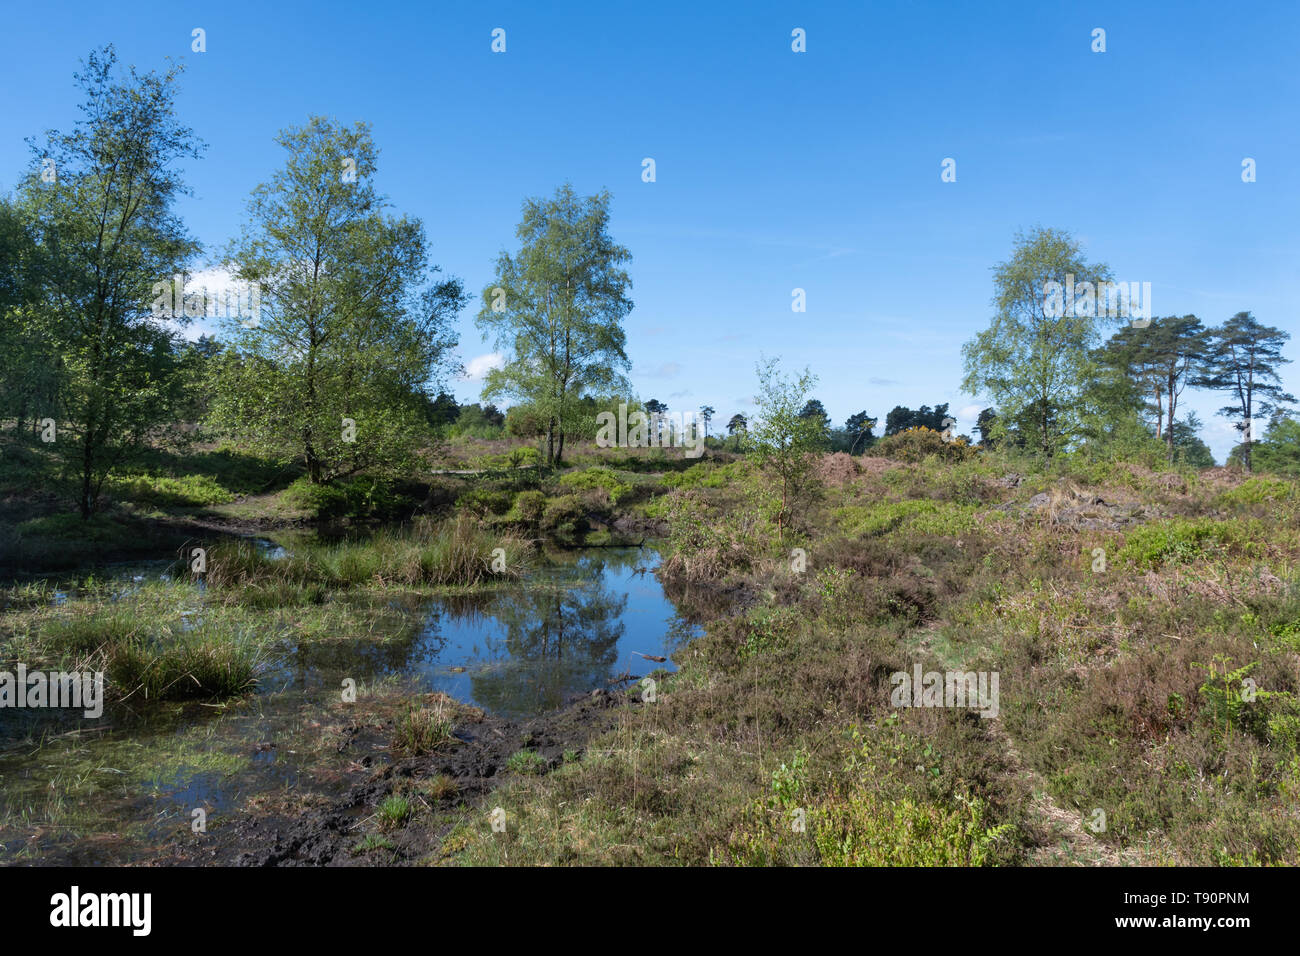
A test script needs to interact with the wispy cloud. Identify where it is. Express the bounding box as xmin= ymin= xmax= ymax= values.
xmin=462 ymin=352 xmax=504 ymax=381
xmin=640 ymin=362 xmax=681 ymax=379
